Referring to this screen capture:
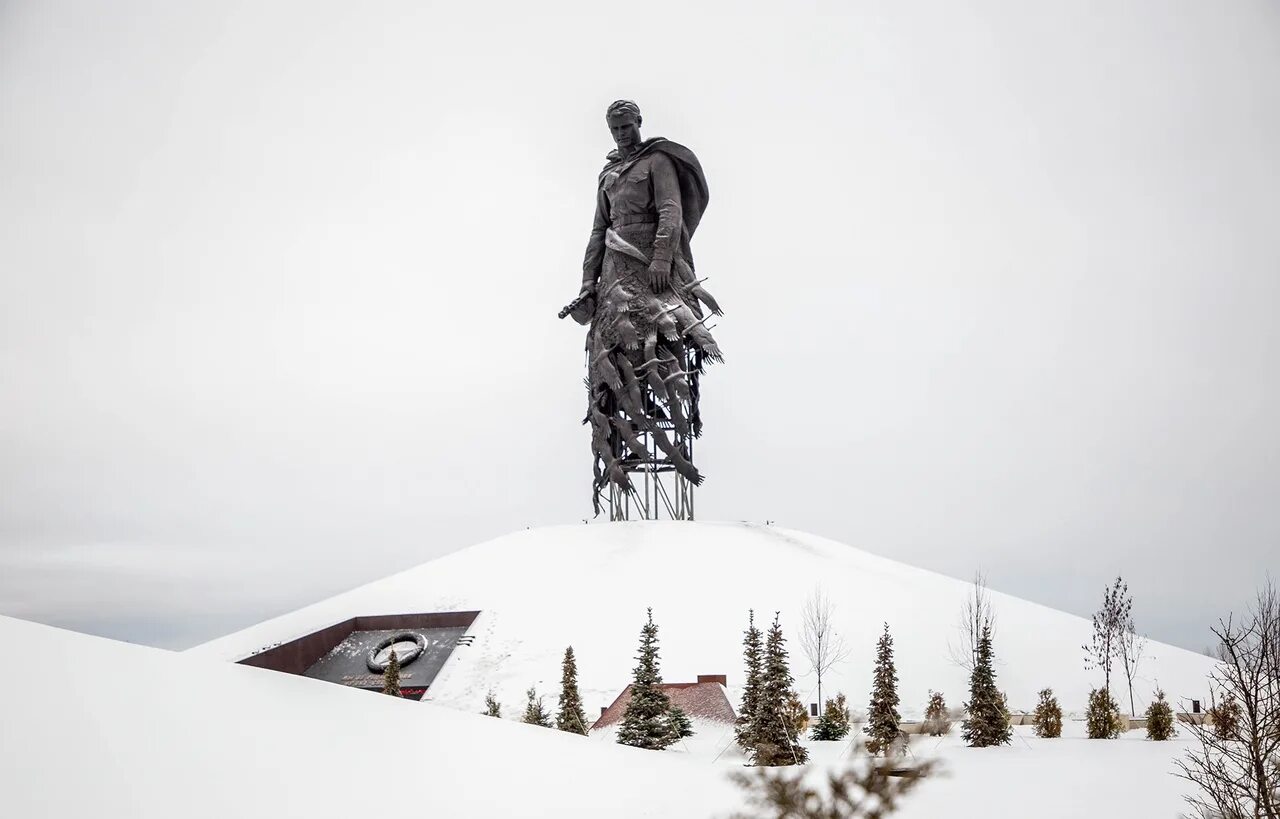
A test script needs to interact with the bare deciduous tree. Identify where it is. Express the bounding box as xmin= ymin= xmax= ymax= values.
xmin=1176 ymin=580 xmax=1280 ymax=819
xmin=948 ymin=572 xmax=996 ymax=673
xmin=1119 ymin=610 xmax=1147 ymax=716
xmin=1083 ymin=576 xmax=1131 ymax=695
xmin=800 ymin=587 xmax=850 ymax=710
